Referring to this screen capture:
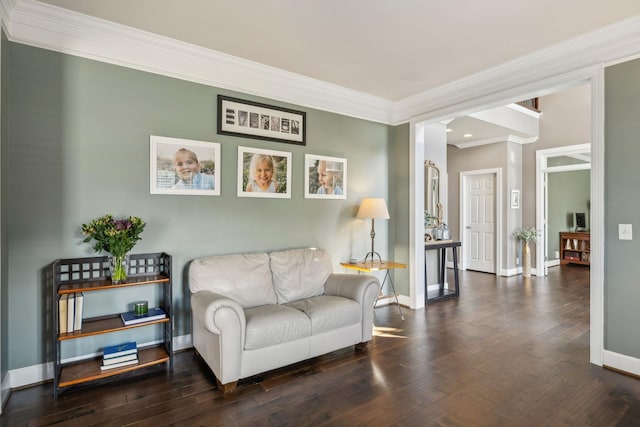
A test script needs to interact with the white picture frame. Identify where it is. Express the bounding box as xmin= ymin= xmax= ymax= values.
xmin=150 ymin=135 xmax=221 ymax=196
xmin=237 ymin=146 xmax=292 ymax=198
xmin=304 ymin=154 xmax=347 ymax=200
